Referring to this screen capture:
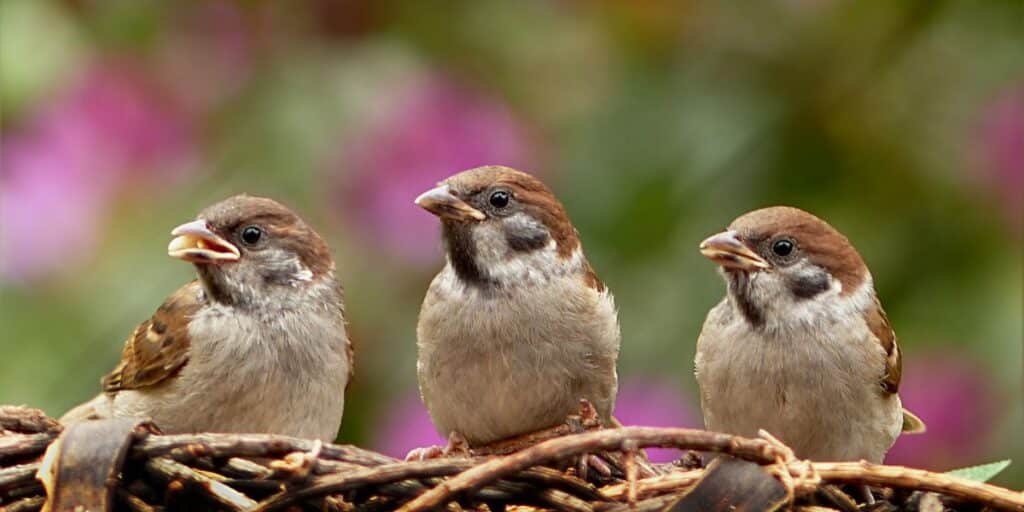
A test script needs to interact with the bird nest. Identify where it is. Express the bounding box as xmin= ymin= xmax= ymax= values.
xmin=1 ymin=405 xmax=1020 ymax=512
